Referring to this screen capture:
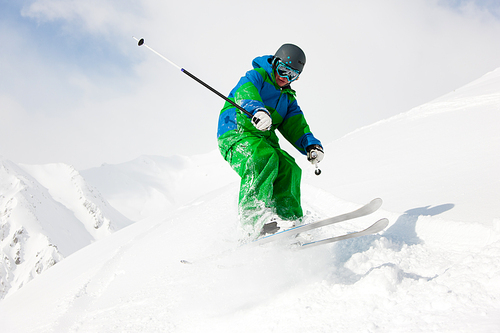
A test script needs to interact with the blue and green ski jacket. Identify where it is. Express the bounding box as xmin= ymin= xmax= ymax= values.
xmin=217 ymin=55 xmax=322 ymax=158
